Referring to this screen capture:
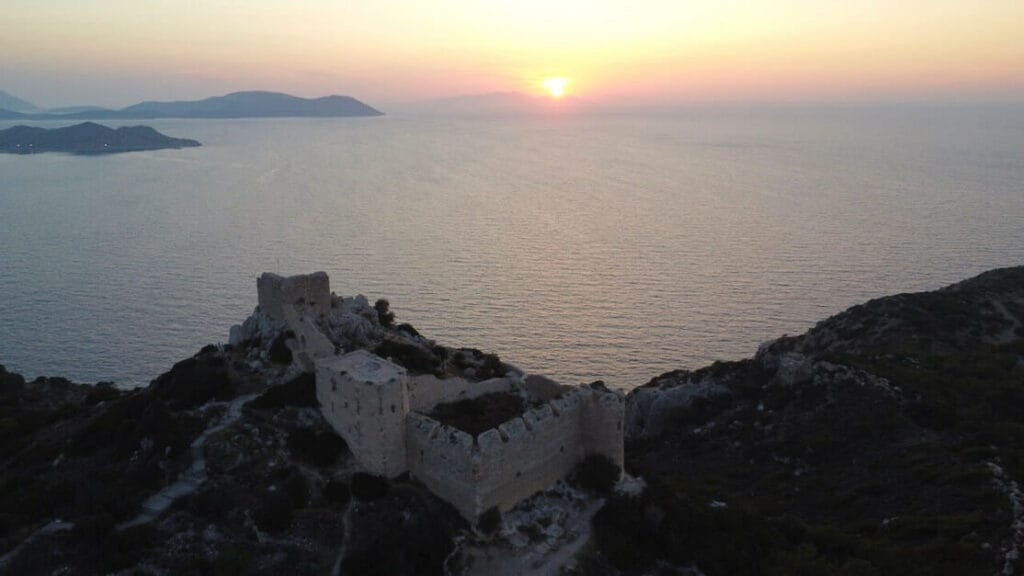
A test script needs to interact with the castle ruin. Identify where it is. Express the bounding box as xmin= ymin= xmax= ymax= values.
xmin=251 ymin=272 xmax=624 ymax=520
